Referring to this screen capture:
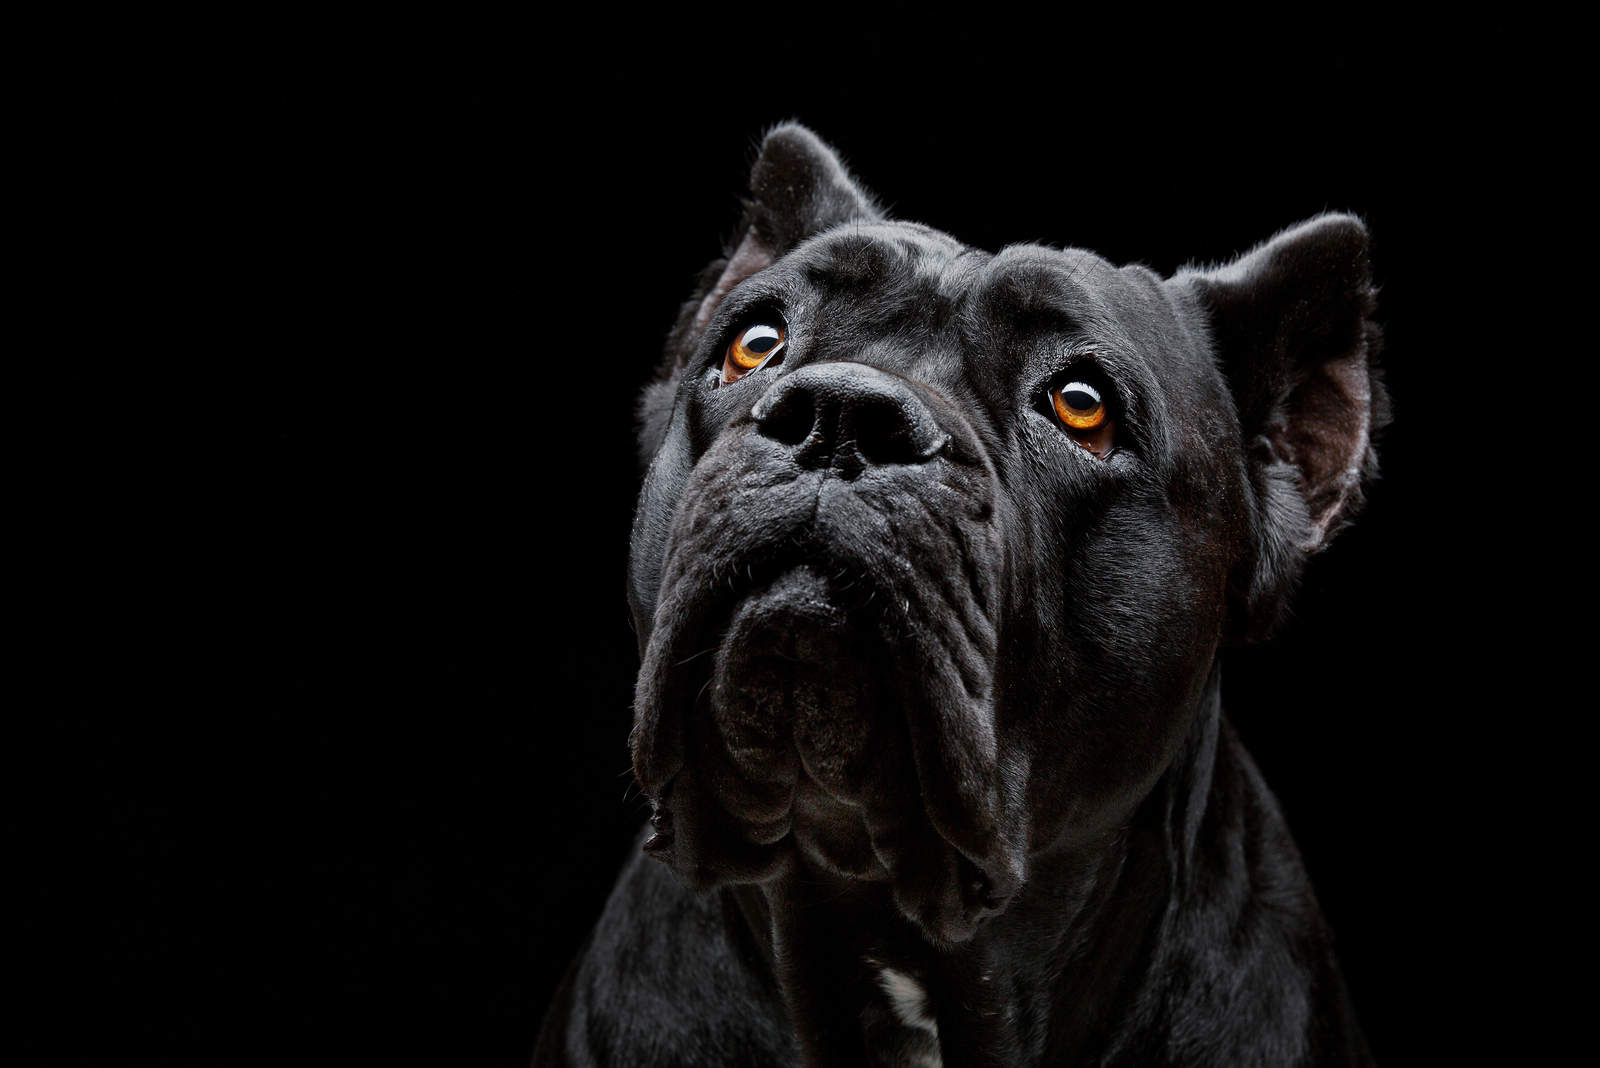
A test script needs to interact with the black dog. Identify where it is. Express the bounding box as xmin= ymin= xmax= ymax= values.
xmin=537 ymin=124 xmax=1382 ymax=1066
